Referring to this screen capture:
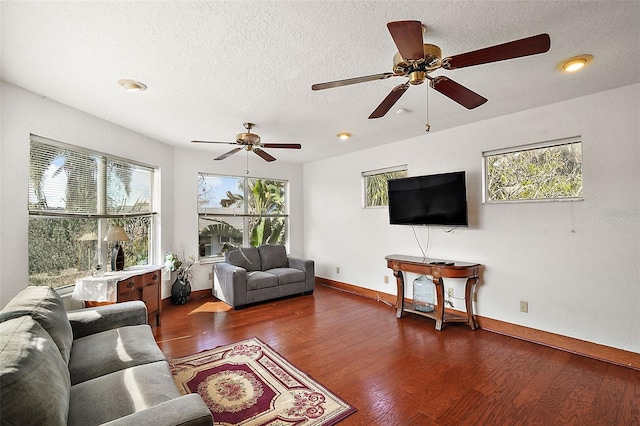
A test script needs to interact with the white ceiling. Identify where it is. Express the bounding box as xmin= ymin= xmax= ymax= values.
xmin=2 ymin=1 xmax=639 ymax=164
